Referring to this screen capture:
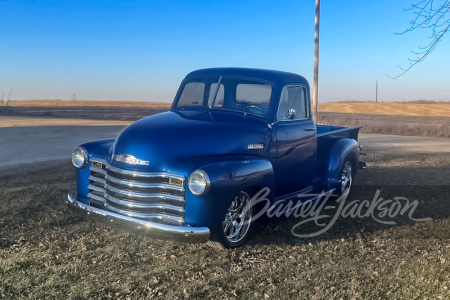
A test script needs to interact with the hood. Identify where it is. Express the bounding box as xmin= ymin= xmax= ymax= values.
xmin=111 ymin=110 xmax=271 ymax=172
